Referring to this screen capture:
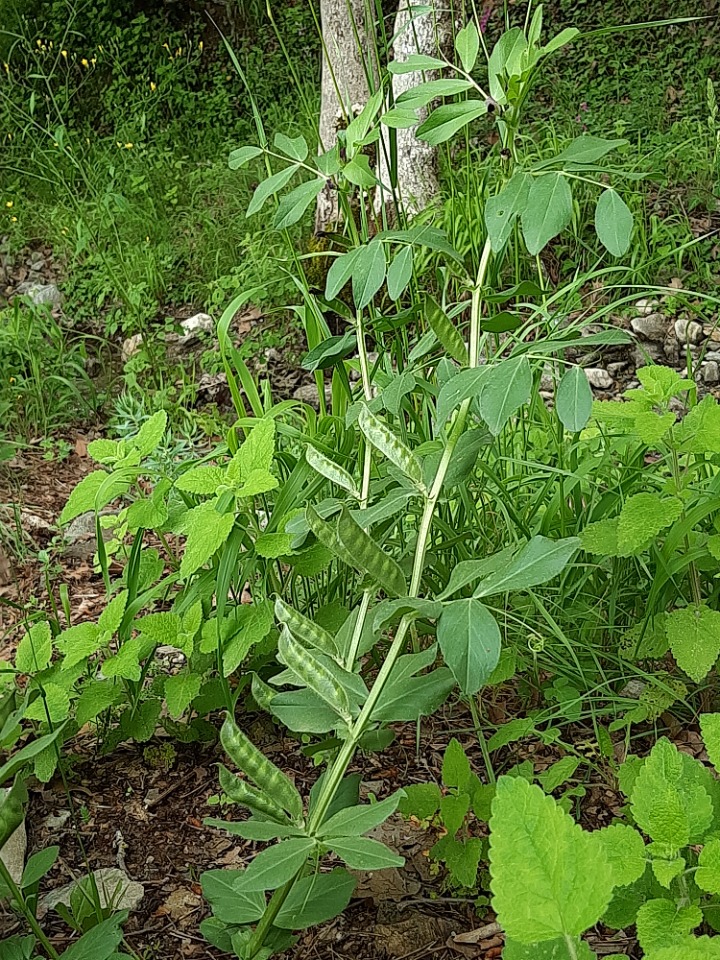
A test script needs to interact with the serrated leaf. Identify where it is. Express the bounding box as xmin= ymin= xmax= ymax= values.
xmin=101 ymin=635 xmax=155 ymax=681
xmin=474 ymin=536 xmax=579 ymax=597
xmin=443 ymin=738 xmax=472 ymax=790
xmin=696 ymin=837 xmax=720 ymax=893
xmin=352 ymin=240 xmax=386 ymax=309
xmin=521 ymin=173 xmax=573 ymax=255
xmin=255 ymin=532 xmax=293 ymax=558
xmin=398 ymin=783 xmax=441 ymax=820
xmin=440 ymin=792 xmax=470 ymax=835
xmin=594 ymin=823 xmax=646 ymax=887
xmin=164 ymin=673 xmax=202 ymax=719
xmin=387 ymin=246 xmax=413 ymax=300
xmin=490 ymin=777 xmax=613 ymax=942
xmin=579 ymin=518 xmax=619 ymax=556
xmin=437 ymin=598 xmax=500 ymax=695
xmin=15 ymin=622 xmax=52 ymax=674
xmin=59 ymin=470 xmax=131 ymax=525
xmin=232 ymin=418 xmax=276 ymax=480
xmin=98 ymin=591 xmax=127 ymax=635
xmin=87 ymin=438 xmax=119 ymax=463
xmin=336 ymin=507 xmax=408 ymax=597
xmin=326 ymin=836 xmax=404 ymax=870
xmin=247 ymin=164 xmax=299 ymax=217
xmin=478 ymin=356 xmax=532 ymax=435
xmin=455 ymin=20 xmax=480 ymax=72
xmin=133 ymin=411 xmax=168 ymax=457
xmin=667 ymin=605 xmax=720 ymax=683
xmin=75 ymin=680 xmax=122 ymax=726
xmin=175 ymin=465 xmax=225 ymax=495
xmin=503 ymin=940 xmax=595 ymax=960
xmin=636 ymin=900 xmax=702 ymax=953
xmin=700 ymin=714 xmax=720 ymax=773
xmin=652 ymin=856 xmax=685 ymax=888
xmin=425 ymin=296 xmax=467 ymax=363
xmin=24 ymin=682 xmax=70 ymax=723
xmin=178 ymin=499 xmax=235 ymax=578
xmin=616 ymin=493 xmax=682 ymax=556
xmin=485 ymin=172 xmax=531 ymax=253
xmin=556 ymin=366 xmax=593 ymax=432
xmin=595 ymin=188 xmax=633 ymax=257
